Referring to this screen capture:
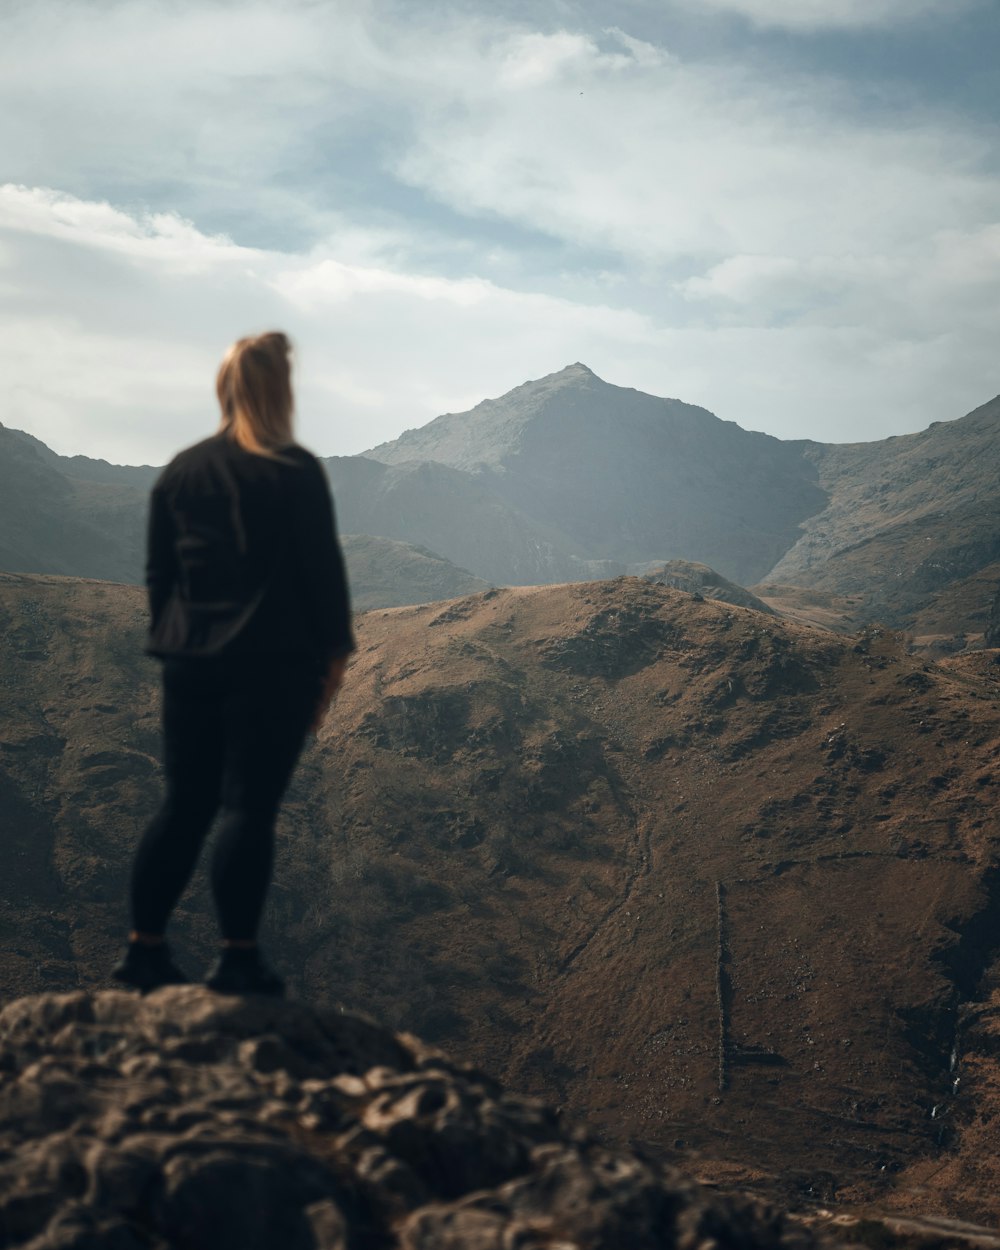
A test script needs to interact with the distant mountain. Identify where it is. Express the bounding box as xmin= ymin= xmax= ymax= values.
xmin=760 ymin=395 xmax=1000 ymax=639
xmin=0 ymin=424 xmax=491 ymax=611
xmin=639 ymin=559 xmax=776 ymax=614
xmin=324 ymin=452 xmax=624 ymax=587
xmin=4 ymin=367 xmax=1000 ymax=637
xmin=363 ymin=363 xmax=826 ymax=586
xmin=0 ymin=423 xmax=148 ymax=583
xmin=342 ymin=533 xmax=490 ymax=610
xmin=5 ymin=425 xmax=160 ymax=489
xmin=357 ymin=364 xmax=1000 ymax=638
